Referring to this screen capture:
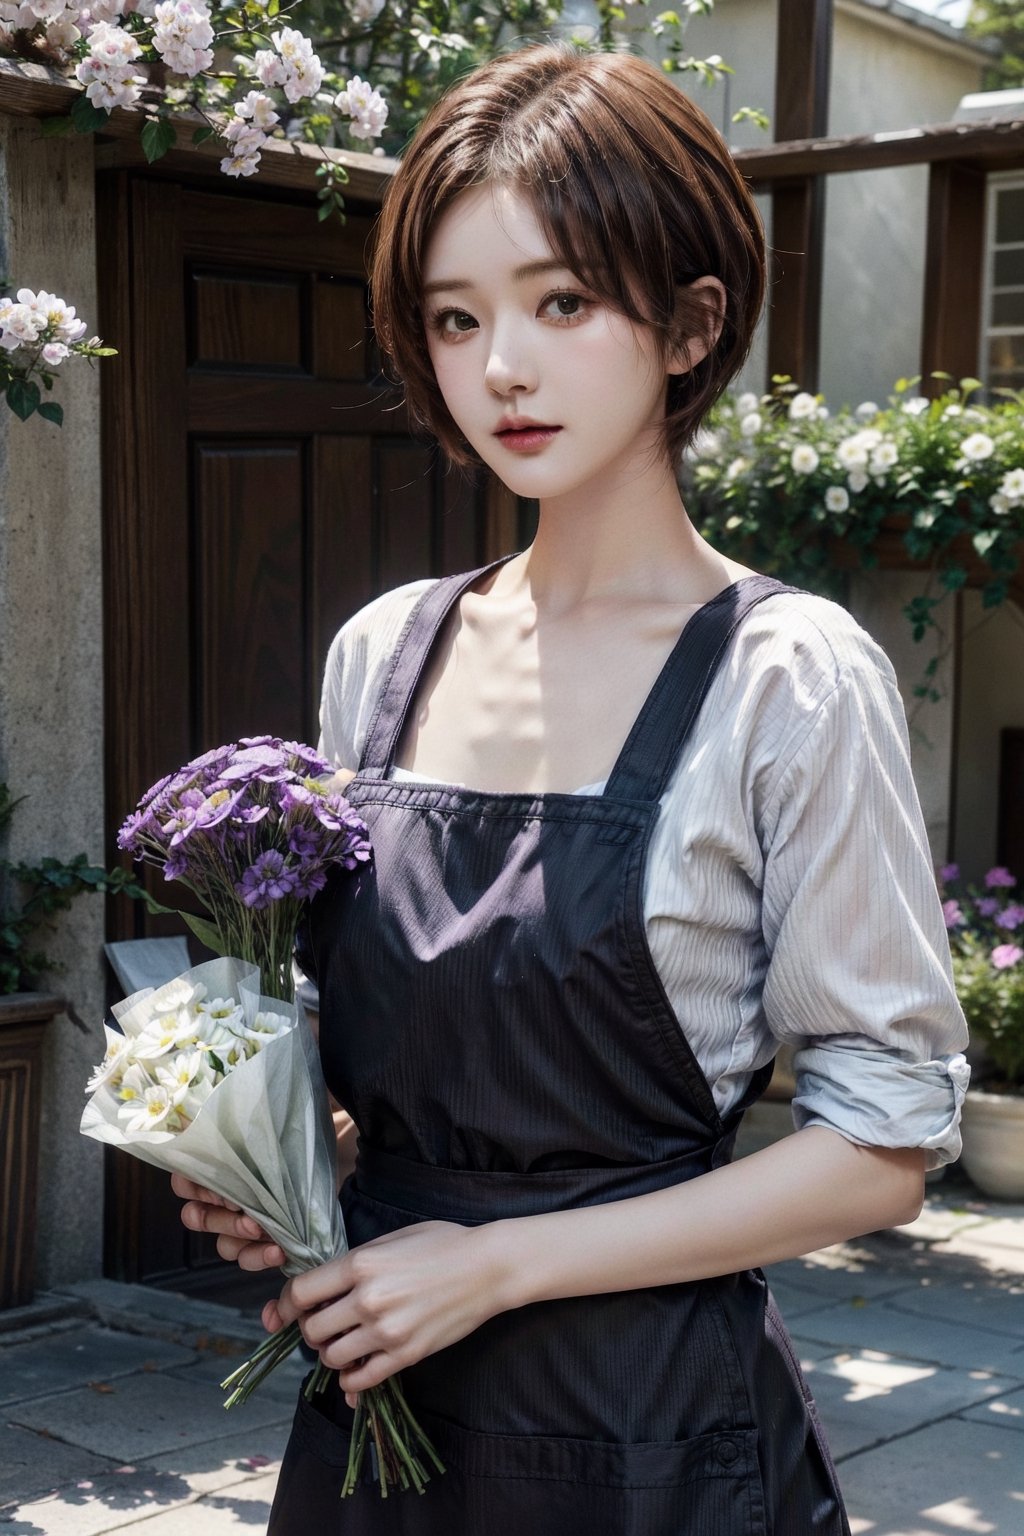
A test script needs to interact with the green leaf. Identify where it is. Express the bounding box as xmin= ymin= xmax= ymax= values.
xmin=192 ymin=125 xmax=216 ymax=146
xmin=317 ymin=200 xmax=334 ymax=222
xmin=70 ymin=96 xmax=110 ymax=134
xmin=37 ymin=401 xmax=64 ymax=427
xmin=39 ymin=114 xmax=74 ymax=138
xmin=7 ymin=377 xmax=40 ymax=421
xmin=141 ymin=118 xmax=177 ymax=164
xmin=182 ymin=911 xmax=228 ymax=955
